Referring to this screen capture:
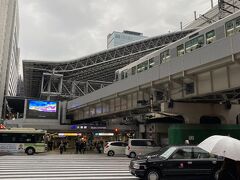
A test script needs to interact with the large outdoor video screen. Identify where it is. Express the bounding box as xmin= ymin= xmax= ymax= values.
xmin=26 ymin=100 xmax=59 ymax=119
